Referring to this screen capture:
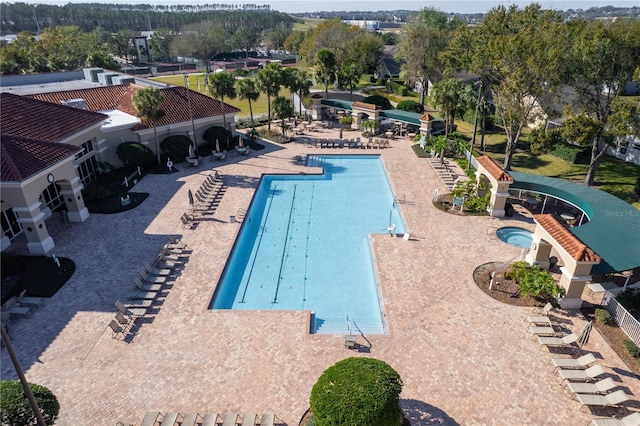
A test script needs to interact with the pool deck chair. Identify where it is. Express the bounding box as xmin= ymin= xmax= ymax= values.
xmin=591 ymin=412 xmax=640 ymax=426
xmin=567 ymin=378 xmax=618 ymax=396
xmin=552 ymin=353 xmax=598 ymax=370
xmin=143 ymin=262 xmax=172 ymax=276
xmin=161 ymin=412 xmax=182 ymax=425
xmin=108 ymin=319 xmax=125 ymax=338
xmin=124 ymin=289 xmax=157 ymax=301
xmin=527 ymin=314 xmax=552 ymax=327
xmin=538 ymin=333 xmax=579 ymax=351
xmin=201 ymin=413 xmax=220 ymax=426
xmin=575 ymin=389 xmax=630 ymax=412
xmin=139 ymin=269 xmax=167 ymax=285
xmin=181 ymin=413 xmax=202 ymax=426
xmin=222 ymin=413 xmax=239 ymax=426
xmin=558 ymin=364 xmax=607 ymax=383
xmin=241 ymin=413 xmax=257 ymax=426
xmin=134 ymin=277 xmax=162 ymax=293
xmin=115 ymin=300 xmax=147 ymax=318
xmin=528 ymin=326 xmax=558 ymax=337
xmin=260 ymin=413 xmax=276 ymax=426
xmin=531 ymin=302 xmax=554 ymax=316
xmin=140 ymin=411 xmax=162 ymax=426
xmin=16 ymin=289 xmax=44 ymax=308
